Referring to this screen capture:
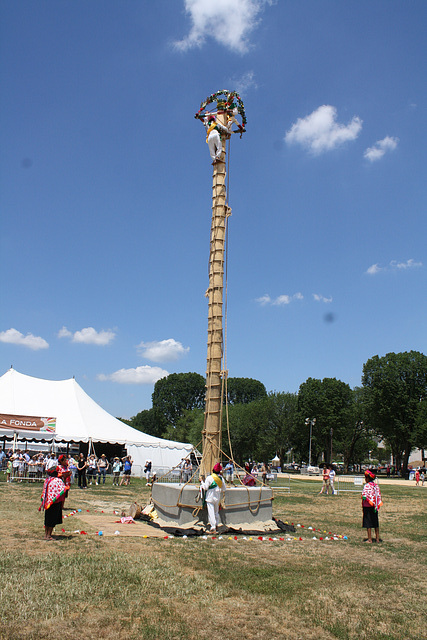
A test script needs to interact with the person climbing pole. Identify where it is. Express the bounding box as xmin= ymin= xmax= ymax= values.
xmin=204 ymin=114 xmax=232 ymax=162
